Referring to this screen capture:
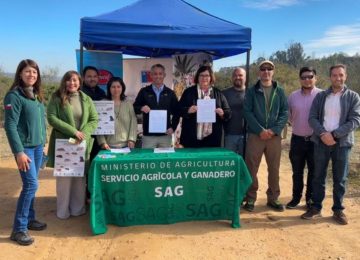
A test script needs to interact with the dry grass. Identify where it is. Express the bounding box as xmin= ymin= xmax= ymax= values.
xmin=0 ymin=127 xmax=12 ymax=160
